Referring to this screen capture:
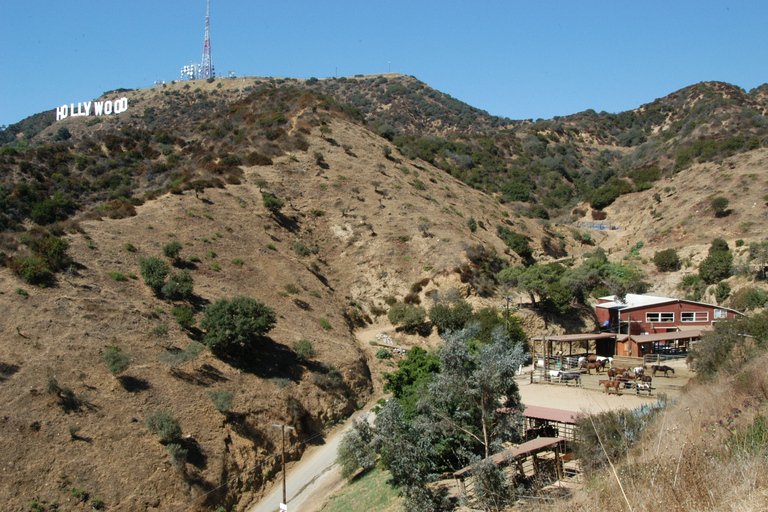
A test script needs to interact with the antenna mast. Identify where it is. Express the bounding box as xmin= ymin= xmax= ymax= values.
xmin=200 ymin=0 xmax=214 ymax=79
